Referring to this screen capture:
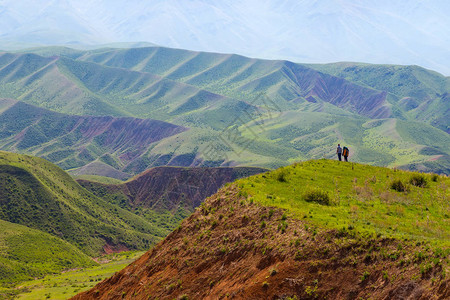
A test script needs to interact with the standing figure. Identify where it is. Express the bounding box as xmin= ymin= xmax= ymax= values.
xmin=343 ymin=146 xmax=349 ymax=162
xmin=336 ymin=144 xmax=342 ymax=161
